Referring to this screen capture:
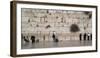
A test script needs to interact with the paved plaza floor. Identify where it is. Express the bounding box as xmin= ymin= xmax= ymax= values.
xmin=21 ymin=40 xmax=92 ymax=49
